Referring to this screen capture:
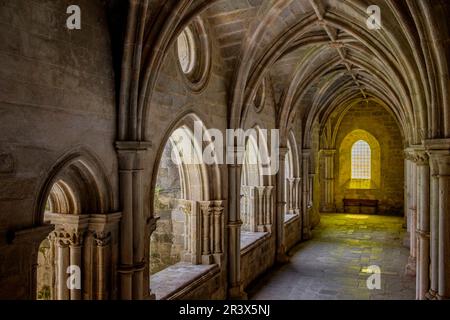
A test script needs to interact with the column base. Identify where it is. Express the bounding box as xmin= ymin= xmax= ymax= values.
xmin=405 ymin=256 xmax=416 ymax=276
xmin=228 ymin=285 xmax=247 ymax=300
xmin=257 ymin=225 xmax=266 ymax=232
xmin=146 ymin=292 xmax=156 ymax=300
xmin=302 ymin=228 xmax=312 ymax=240
xmin=276 ymin=246 xmax=290 ymax=264
xmin=213 ymin=253 xmax=224 ymax=266
xmin=425 ymin=290 xmax=437 ymax=300
xmin=202 ymin=254 xmax=214 ymax=265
